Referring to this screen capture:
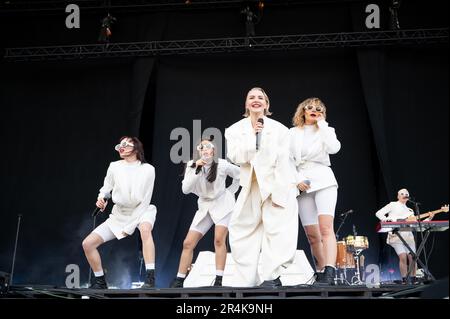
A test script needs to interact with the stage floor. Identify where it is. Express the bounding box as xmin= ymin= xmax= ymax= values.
xmin=3 ymin=283 xmax=426 ymax=299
